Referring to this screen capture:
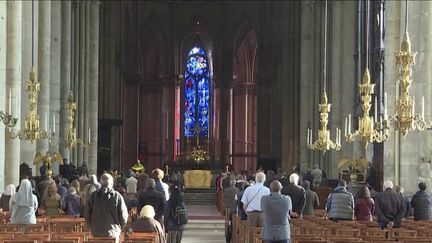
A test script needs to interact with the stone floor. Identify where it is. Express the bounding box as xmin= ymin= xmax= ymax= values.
xmin=182 ymin=204 xmax=225 ymax=243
